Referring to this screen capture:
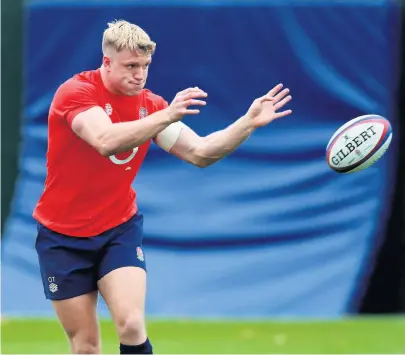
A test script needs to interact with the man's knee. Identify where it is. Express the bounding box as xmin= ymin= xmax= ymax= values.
xmin=67 ymin=330 xmax=100 ymax=354
xmin=117 ymin=311 xmax=146 ymax=340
